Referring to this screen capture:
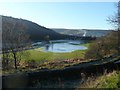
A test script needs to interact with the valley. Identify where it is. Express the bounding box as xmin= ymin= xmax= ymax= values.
xmin=1 ymin=15 xmax=120 ymax=89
